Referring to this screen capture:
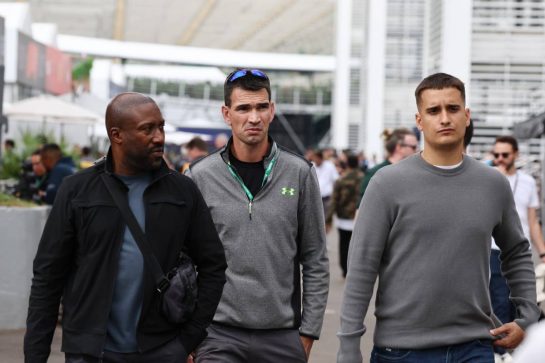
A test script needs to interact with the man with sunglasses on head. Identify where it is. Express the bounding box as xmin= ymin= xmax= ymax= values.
xmin=490 ymin=135 xmax=545 ymax=361
xmin=338 ymin=73 xmax=540 ymax=363
xmin=187 ymin=69 xmax=329 ymax=362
